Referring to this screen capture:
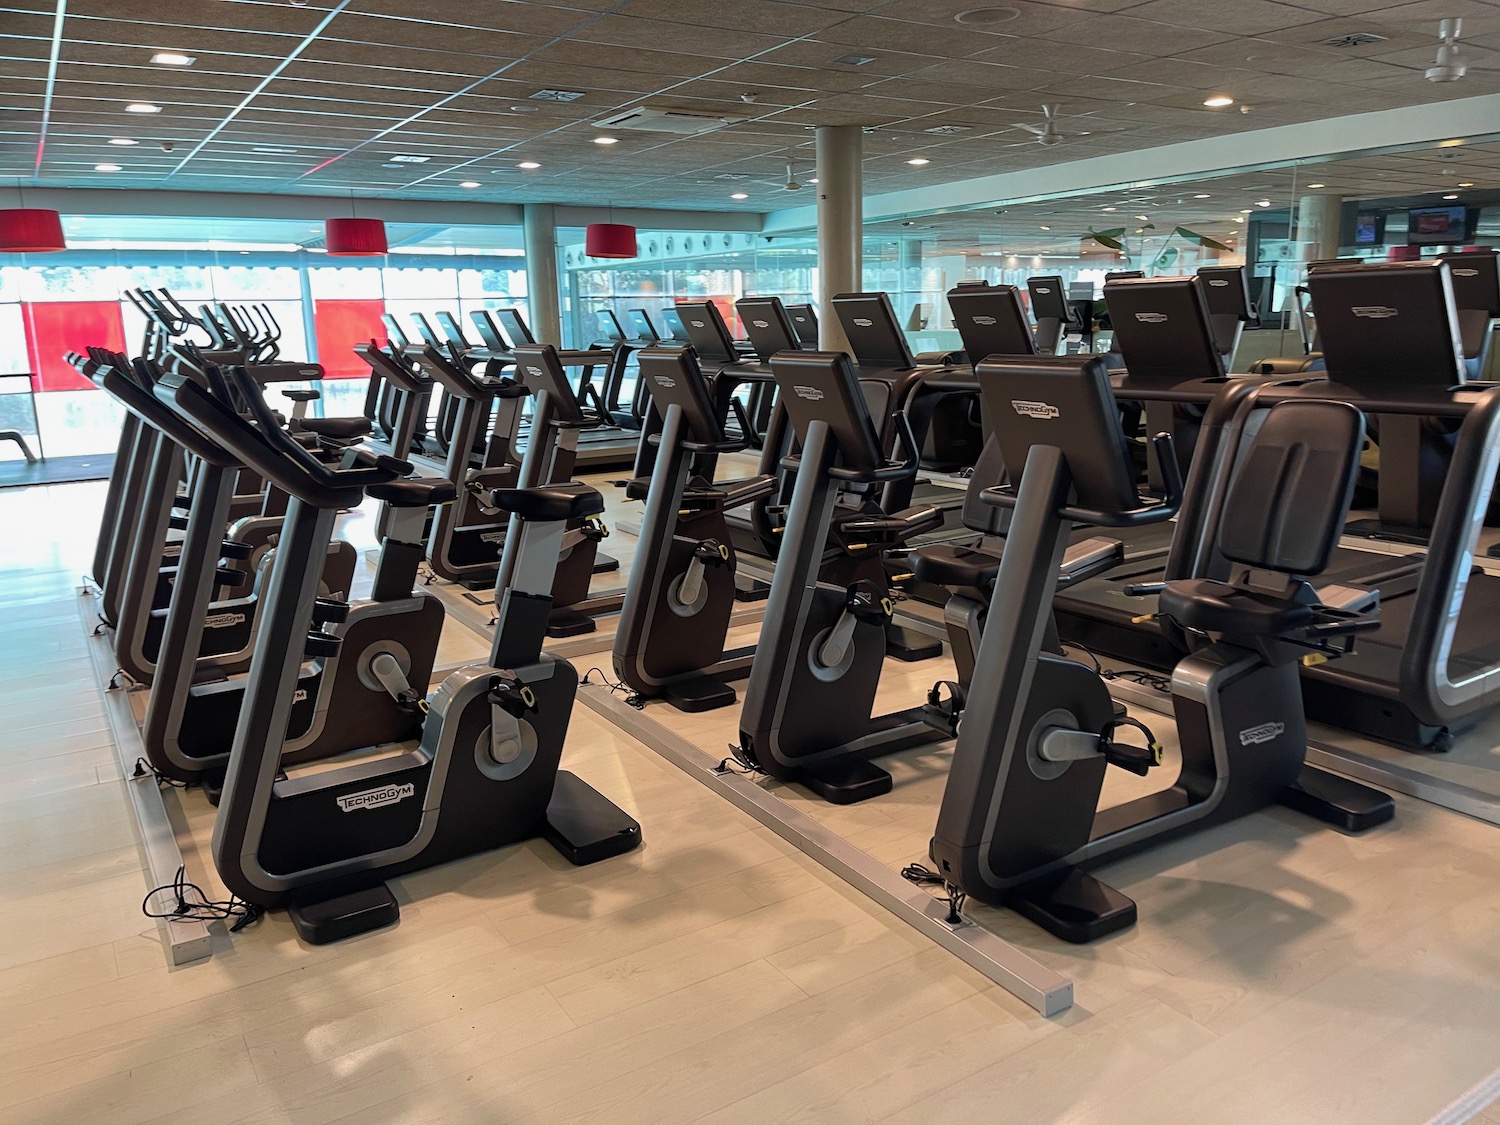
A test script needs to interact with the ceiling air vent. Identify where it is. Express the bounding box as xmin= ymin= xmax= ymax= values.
xmin=924 ymin=125 xmax=972 ymax=135
xmin=531 ymin=89 xmax=585 ymax=101
xmin=1316 ymin=32 xmax=1389 ymax=48
xmin=594 ymin=106 xmax=743 ymax=135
